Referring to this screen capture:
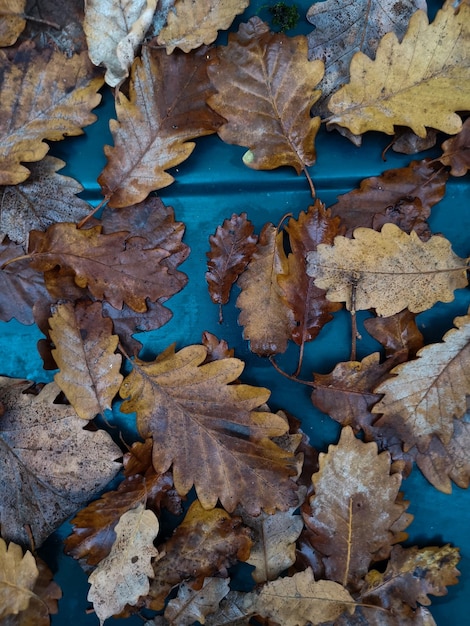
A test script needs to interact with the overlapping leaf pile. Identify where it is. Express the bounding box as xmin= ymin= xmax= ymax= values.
xmin=0 ymin=0 xmax=469 ymax=624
